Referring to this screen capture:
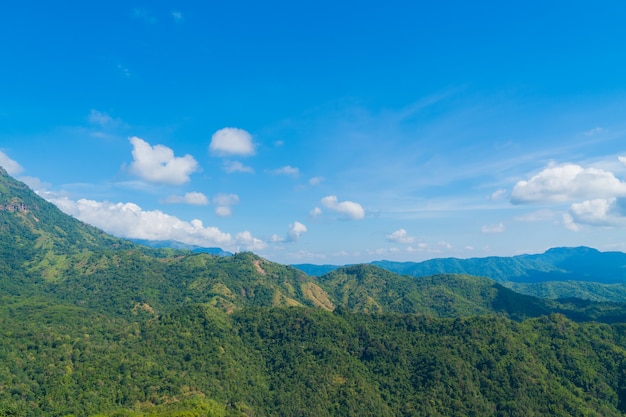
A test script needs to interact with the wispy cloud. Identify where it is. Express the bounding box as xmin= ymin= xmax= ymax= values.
xmin=223 ymin=161 xmax=254 ymax=174
xmin=172 ymin=10 xmax=183 ymax=23
xmin=132 ymin=8 xmax=158 ymax=24
xmin=213 ymin=193 xmax=239 ymax=217
xmin=163 ymin=192 xmax=209 ymax=206
xmin=269 ymin=165 xmax=299 ymax=177
xmin=0 ymin=151 xmax=23 ymax=175
xmin=481 ymin=223 xmax=505 ymax=234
